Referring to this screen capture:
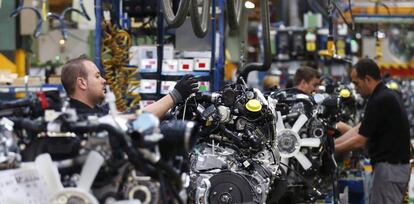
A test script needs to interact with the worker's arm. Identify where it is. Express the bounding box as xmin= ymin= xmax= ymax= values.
xmin=335 ymin=132 xmax=367 ymax=154
xmin=142 ymin=94 xmax=175 ymax=119
xmin=142 ymin=74 xmax=198 ymax=119
xmin=335 ymin=121 xmax=354 ymax=135
xmin=334 ymin=123 xmax=361 ymax=145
